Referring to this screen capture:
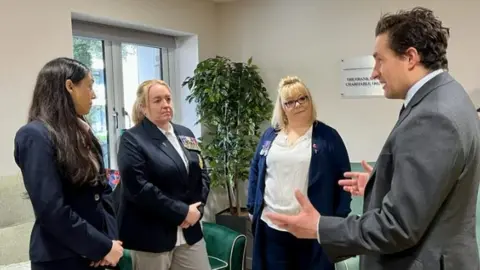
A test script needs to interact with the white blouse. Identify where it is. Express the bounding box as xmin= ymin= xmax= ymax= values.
xmin=158 ymin=123 xmax=189 ymax=246
xmin=261 ymin=126 xmax=312 ymax=231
